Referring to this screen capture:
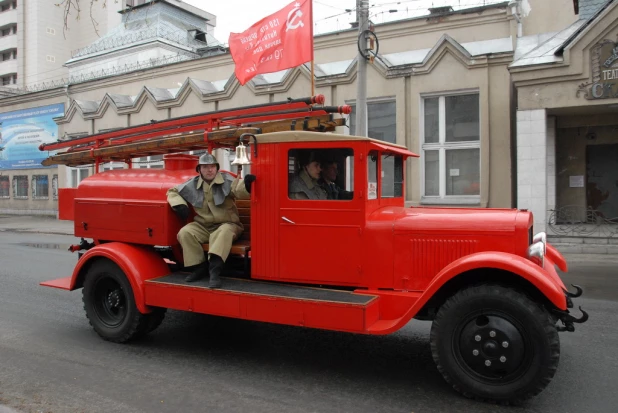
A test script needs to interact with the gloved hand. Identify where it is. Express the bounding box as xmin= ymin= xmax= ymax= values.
xmin=244 ymin=174 xmax=256 ymax=193
xmin=172 ymin=204 xmax=190 ymax=220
